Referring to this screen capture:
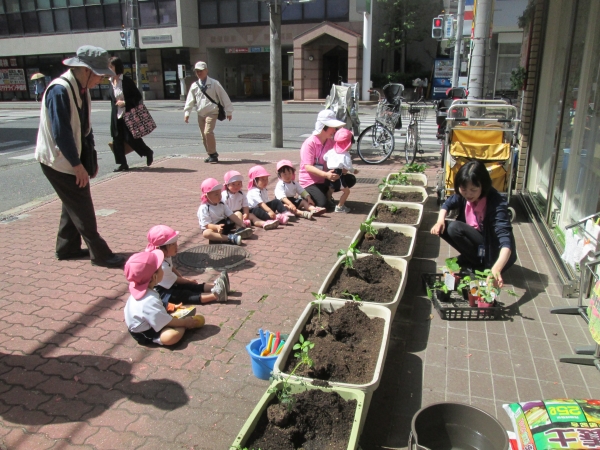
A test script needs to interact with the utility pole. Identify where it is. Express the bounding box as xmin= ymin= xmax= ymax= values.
xmin=361 ymin=0 xmax=372 ymax=101
xmin=269 ymin=0 xmax=283 ymax=148
xmin=130 ymin=0 xmax=142 ymax=89
xmin=468 ymin=0 xmax=492 ymax=98
xmin=452 ymin=0 xmax=465 ymax=88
